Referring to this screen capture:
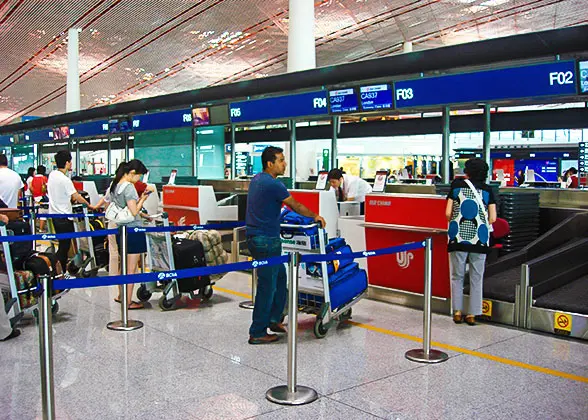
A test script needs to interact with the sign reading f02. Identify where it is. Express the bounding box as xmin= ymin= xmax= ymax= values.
xmin=394 ymin=61 xmax=577 ymax=109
